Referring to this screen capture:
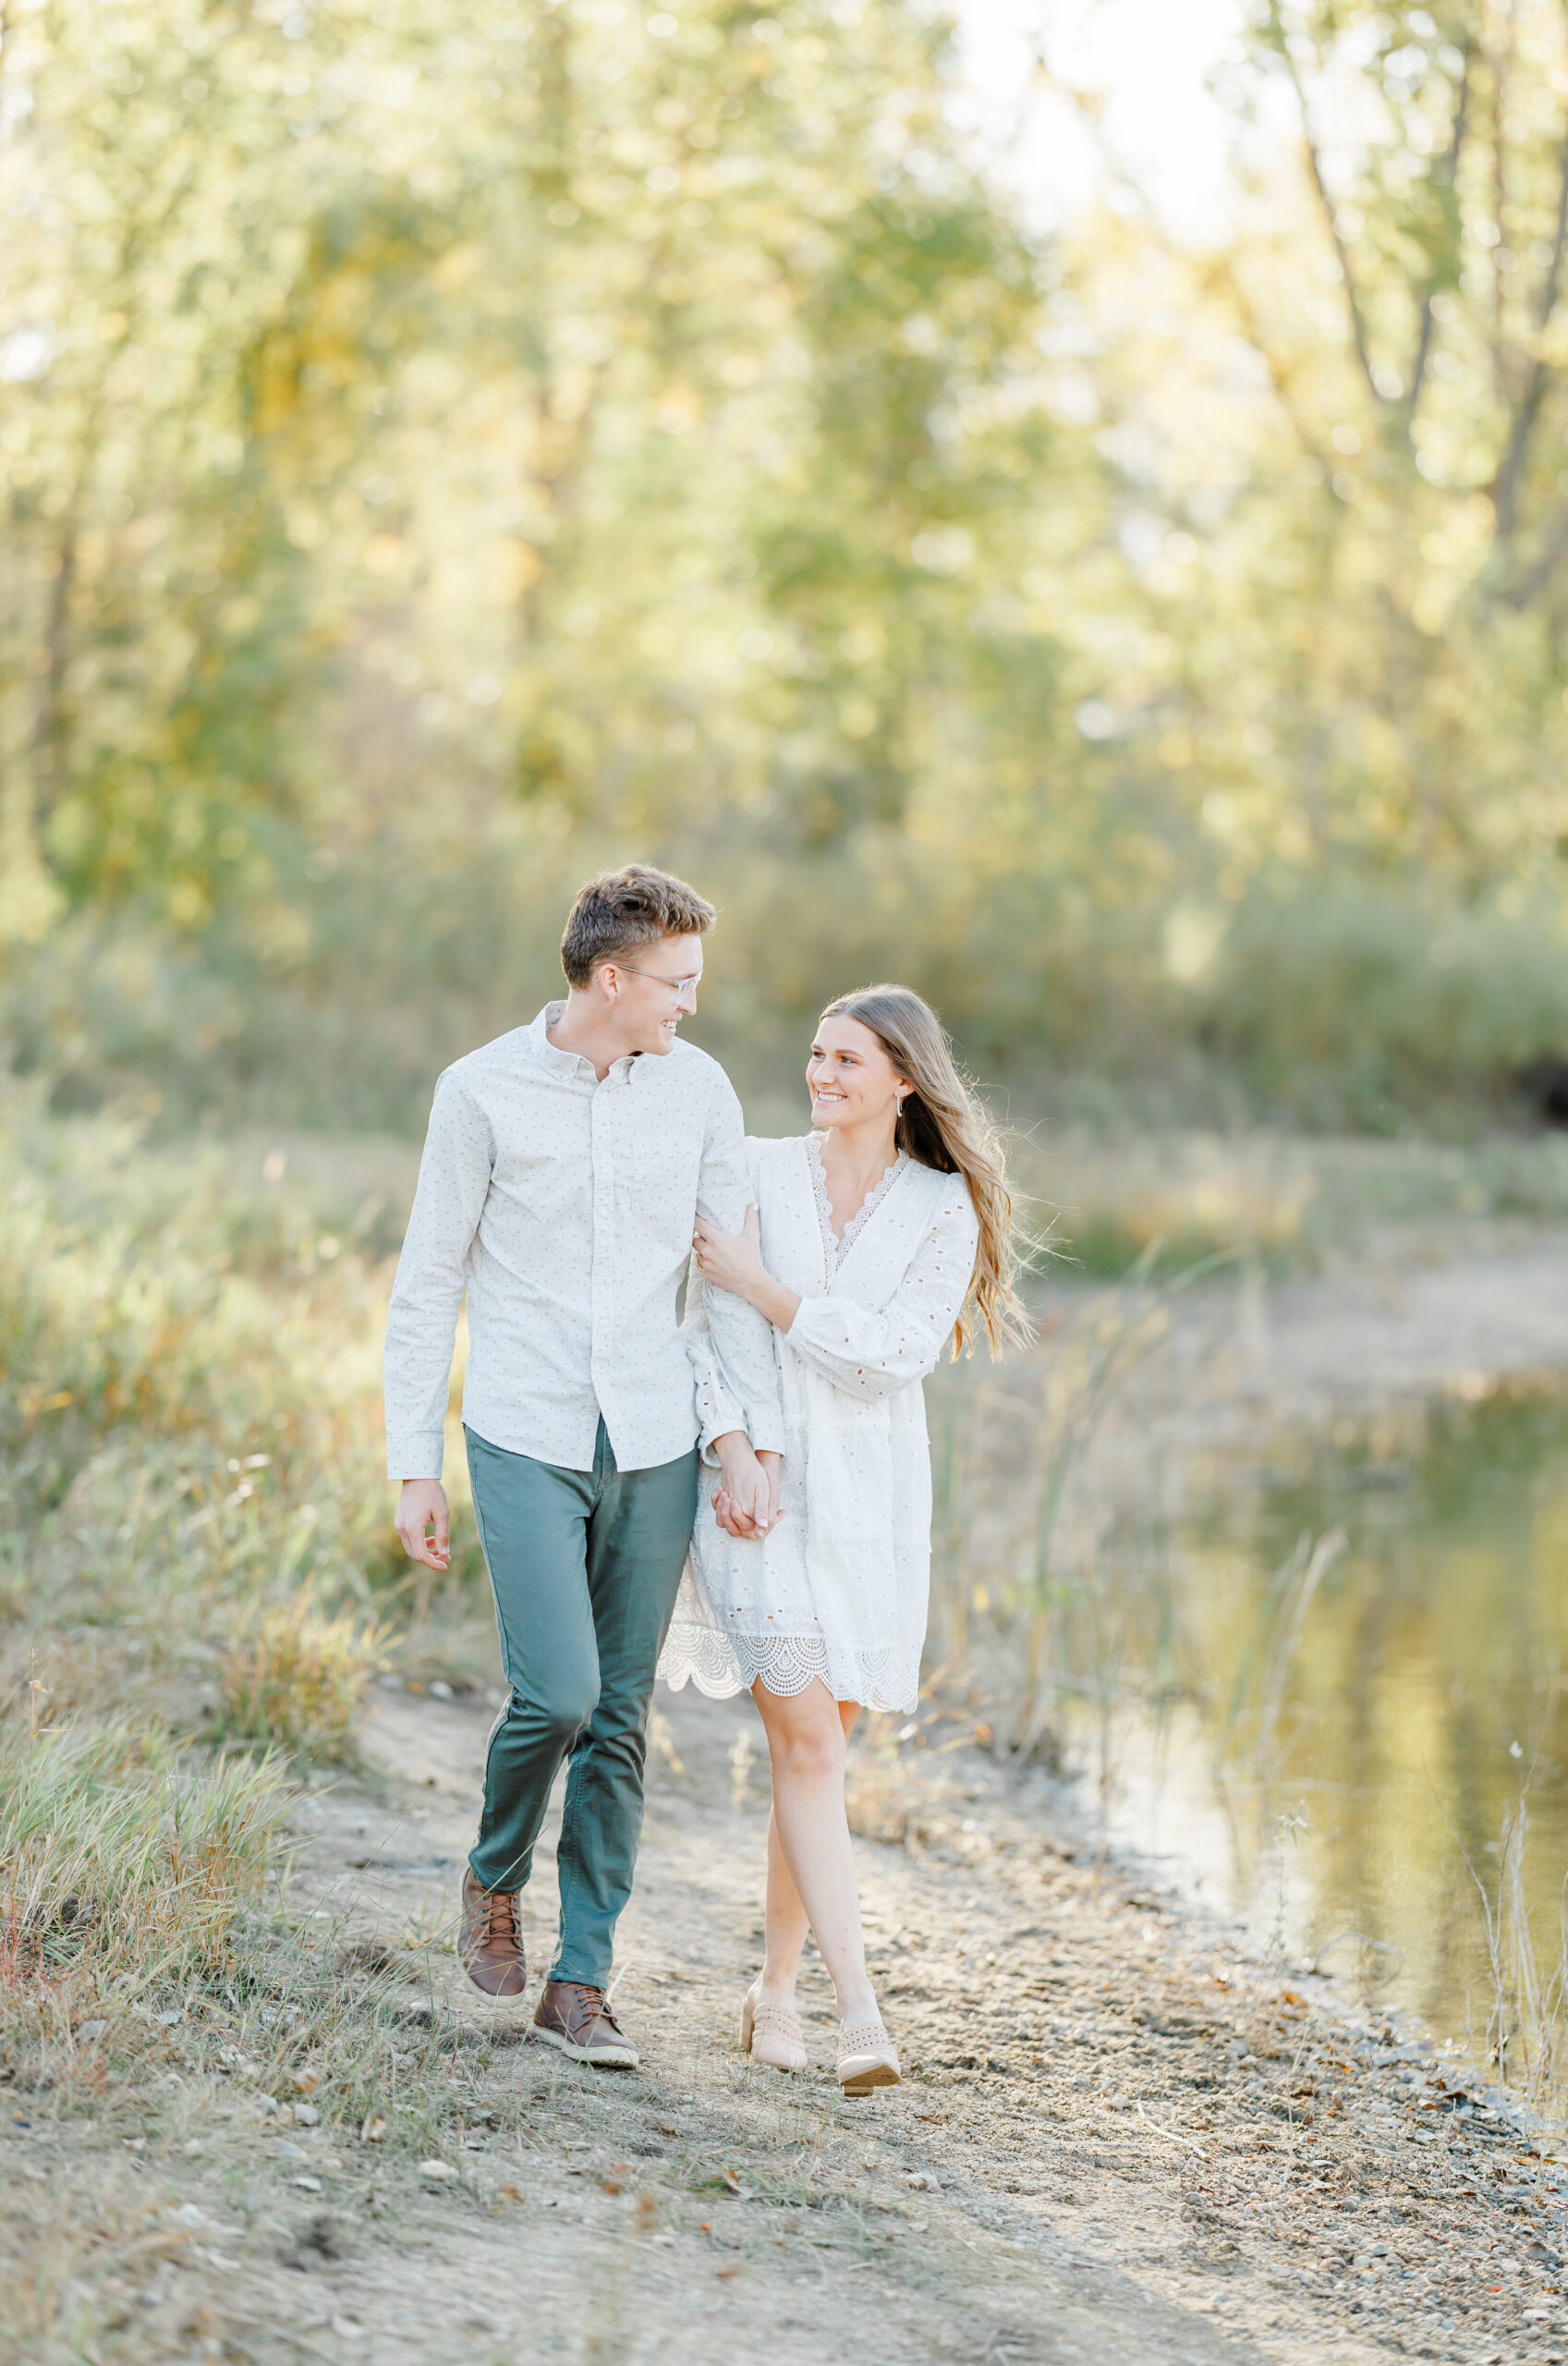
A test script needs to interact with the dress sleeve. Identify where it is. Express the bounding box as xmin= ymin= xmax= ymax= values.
xmin=786 ymin=1182 xmax=979 ymax=1400
xmin=383 ymin=1069 xmax=493 ymax=1482
xmin=691 ymin=1104 xmax=787 ymax=1456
